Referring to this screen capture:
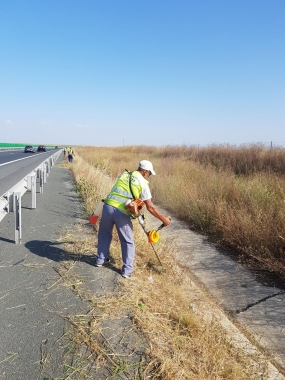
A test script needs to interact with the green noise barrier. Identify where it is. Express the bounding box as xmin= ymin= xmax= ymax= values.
xmin=0 ymin=143 xmax=63 ymax=149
